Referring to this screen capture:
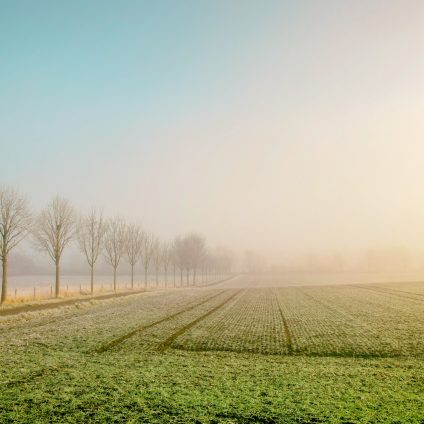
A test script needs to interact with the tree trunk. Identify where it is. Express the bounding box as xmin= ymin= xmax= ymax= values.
xmin=90 ymin=265 xmax=94 ymax=294
xmin=144 ymin=267 xmax=148 ymax=289
xmin=113 ymin=267 xmax=117 ymax=292
xmin=180 ymin=269 xmax=183 ymax=286
xmin=55 ymin=260 xmax=60 ymax=298
xmin=1 ymin=256 xmax=8 ymax=304
xmin=131 ymin=264 xmax=134 ymax=289
xmin=173 ymin=265 xmax=176 ymax=287
xmin=186 ymin=268 xmax=189 ymax=285
xmin=193 ymin=268 xmax=196 ymax=286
